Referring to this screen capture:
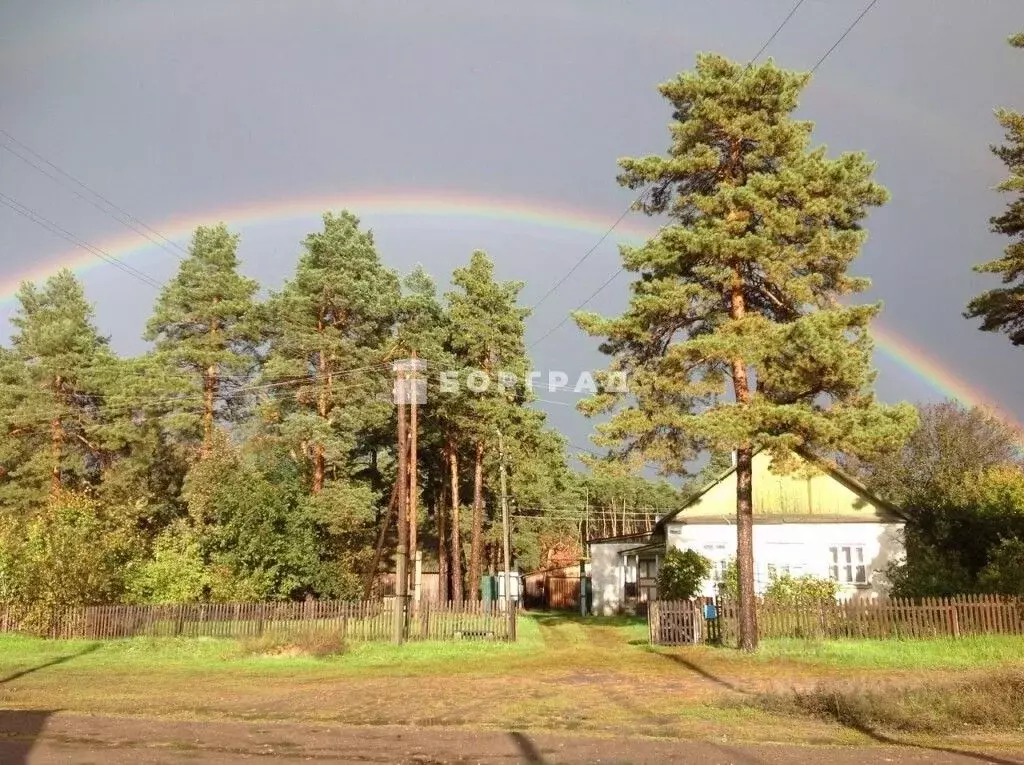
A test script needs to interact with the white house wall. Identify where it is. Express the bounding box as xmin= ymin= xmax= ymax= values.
xmin=590 ymin=541 xmax=642 ymax=616
xmin=665 ymin=521 xmax=904 ymax=598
